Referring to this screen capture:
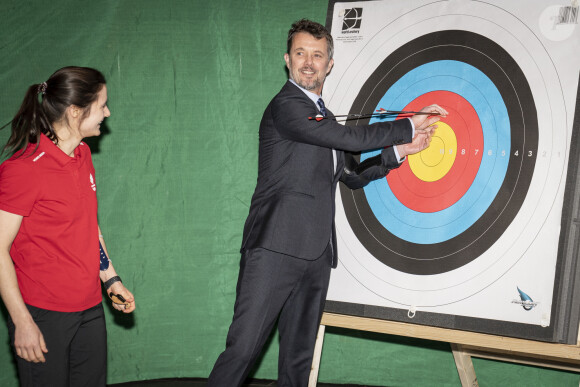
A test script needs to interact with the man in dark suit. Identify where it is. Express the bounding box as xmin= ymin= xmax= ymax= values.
xmin=208 ymin=19 xmax=447 ymax=386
